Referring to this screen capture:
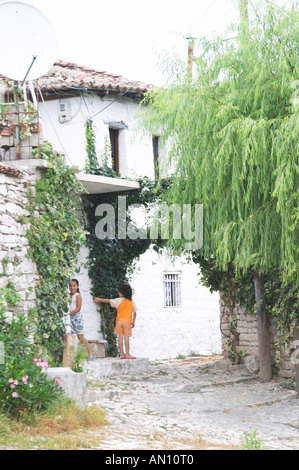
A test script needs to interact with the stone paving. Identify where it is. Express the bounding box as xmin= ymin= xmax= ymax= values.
xmin=86 ymin=356 xmax=299 ymax=450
